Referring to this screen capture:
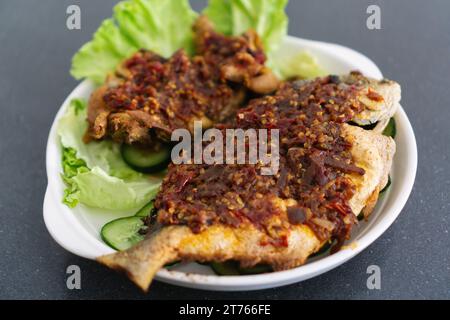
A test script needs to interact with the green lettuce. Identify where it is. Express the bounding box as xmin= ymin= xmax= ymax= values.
xmin=70 ymin=167 xmax=160 ymax=210
xmin=59 ymin=99 xmax=161 ymax=210
xmin=71 ymin=0 xmax=314 ymax=83
xmin=61 ymin=147 xmax=89 ymax=208
xmin=204 ymin=0 xmax=288 ymax=54
xmin=275 ymin=51 xmax=327 ymax=79
xmin=58 ymin=99 xmax=139 ymax=180
xmin=71 ymin=0 xmax=197 ymax=84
